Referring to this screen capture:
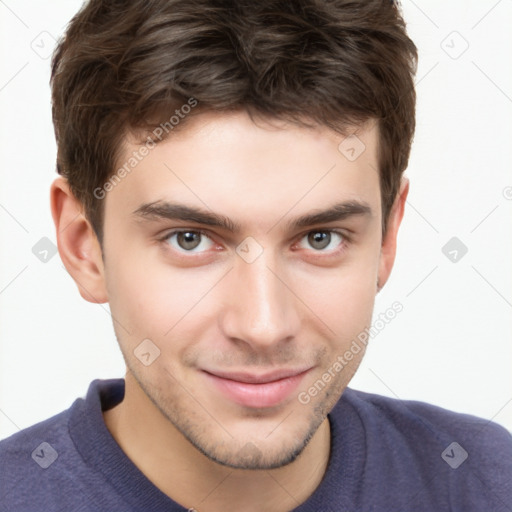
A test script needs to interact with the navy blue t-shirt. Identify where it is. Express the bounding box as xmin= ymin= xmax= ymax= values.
xmin=1 ymin=378 xmax=511 ymax=511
